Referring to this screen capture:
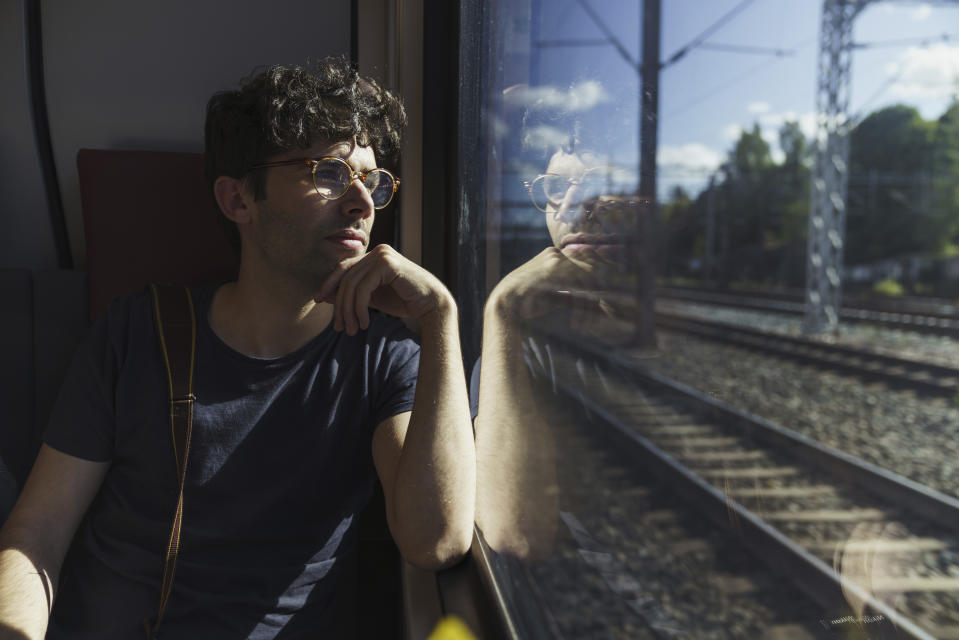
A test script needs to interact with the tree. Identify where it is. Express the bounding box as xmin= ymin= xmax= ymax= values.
xmin=929 ymin=100 xmax=959 ymax=255
xmin=846 ymin=105 xmax=935 ymax=265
